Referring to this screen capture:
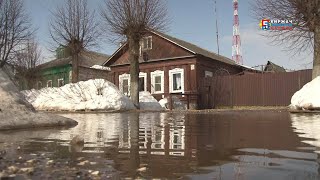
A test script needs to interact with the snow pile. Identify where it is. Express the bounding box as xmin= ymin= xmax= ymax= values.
xmin=0 ymin=68 xmax=77 ymax=130
xmin=139 ymin=91 xmax=164 ymax=111
xmin=90 ymin=65 xmax=111 ymax=71
xmin=22 ymin=79 xmax=164 ymax=111
xmin=291 ymin=77 xmax=320 ymax=110
xmin=159 ymin=96 xmax=186 ymax=110
xmin=22 ymin=79 xmax=135 ymax=111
